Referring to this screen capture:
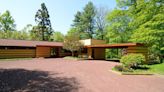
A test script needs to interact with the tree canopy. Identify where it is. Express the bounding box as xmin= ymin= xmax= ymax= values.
xmin=0 ymin=1 xmax=163 ymax=62
xmin=52 ymin=31 xmax=64 ymax=42
xmin=72 ymin=1 xmax=96 ymax=39
xmin=35 ymin=3 xmax=53 ymax=41
xmin=0 ymin=10 xmax=16 ymax=32
xmin=63 ymin=31 xmax=83 ymax=56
